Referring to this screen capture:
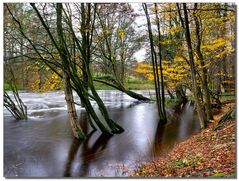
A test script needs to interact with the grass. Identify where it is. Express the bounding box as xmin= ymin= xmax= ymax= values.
xmin=4 ymin=83 xmax=24 ymax=91
xmin=220 ymin=93 xmax=235 ymax=102
xmin=93 ymin=77 xmax=154 ymax=90
xmin=93 ymin=81 xmax=117 ymax=90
